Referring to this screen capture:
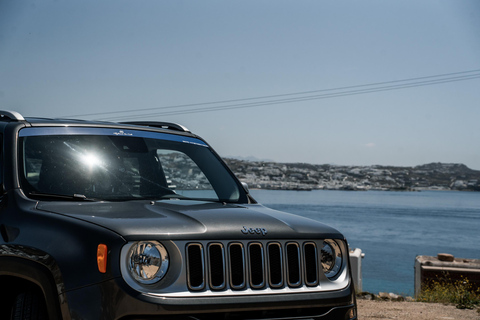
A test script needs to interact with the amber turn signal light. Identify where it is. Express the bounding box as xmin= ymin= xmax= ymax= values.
xmin=97 ymin=244 xmax=108 ymax=273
